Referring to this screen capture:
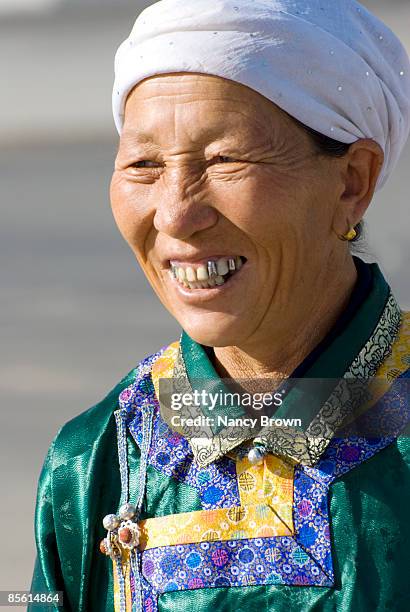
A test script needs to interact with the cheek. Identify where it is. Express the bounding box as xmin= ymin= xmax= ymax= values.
xmin=110 ymin=172 xmax=153 ymax=252
xmin=220 ymin=170 xmax=335 ymax=253
xmin=213 ymin=171 xmax=310 ymax=248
